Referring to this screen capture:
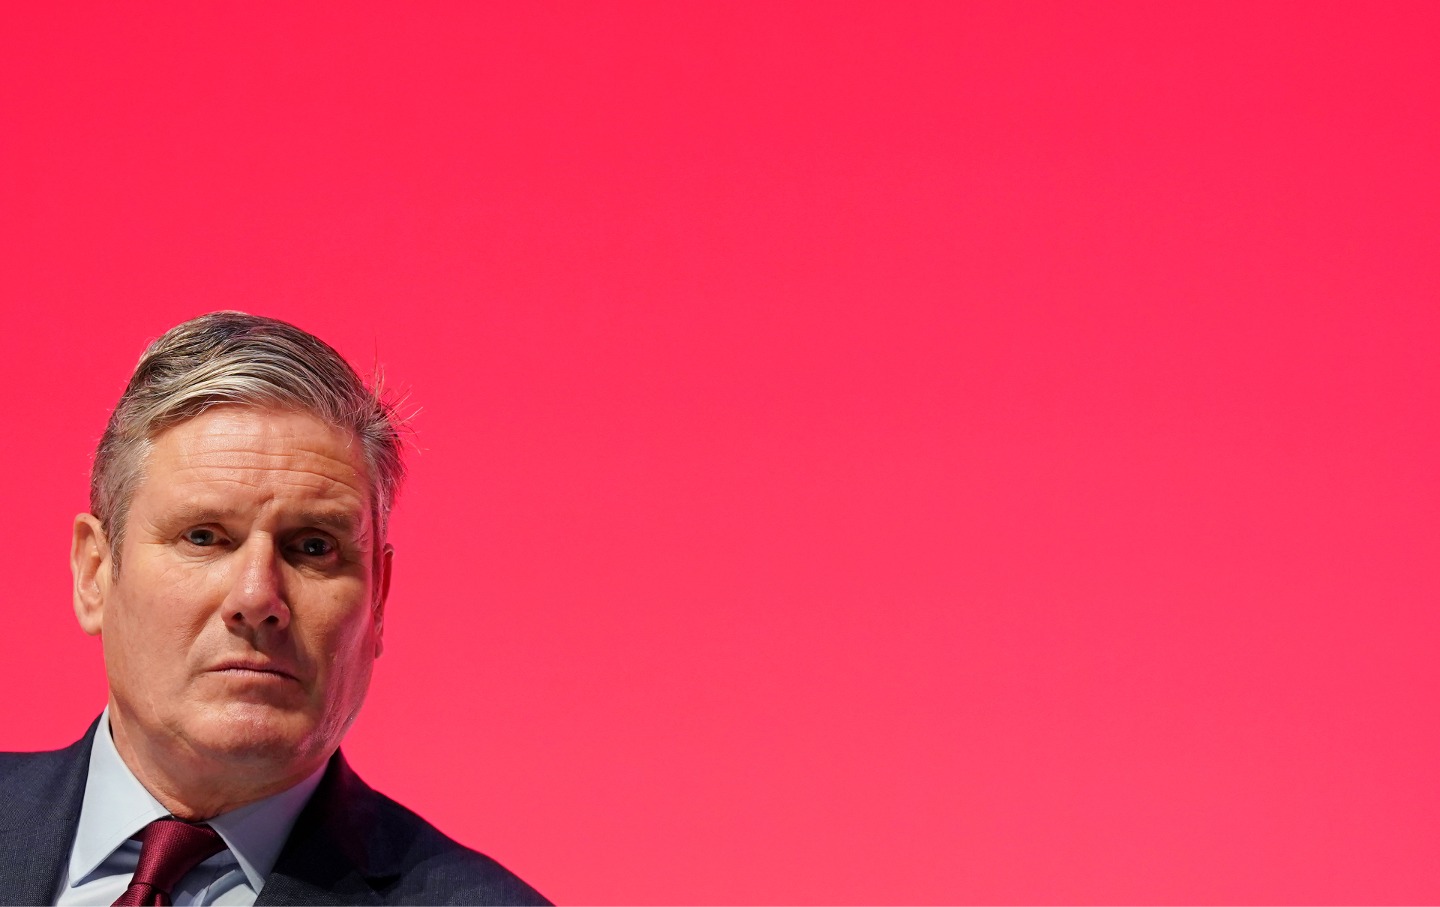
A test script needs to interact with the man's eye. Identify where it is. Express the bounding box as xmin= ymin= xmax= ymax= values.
xmin=184 ymin=528 xmax=220 ymax=546
xmin=297 ymin=537 xmax=334 ymax=557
